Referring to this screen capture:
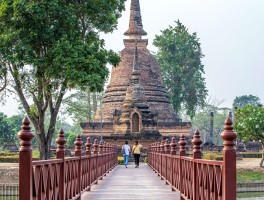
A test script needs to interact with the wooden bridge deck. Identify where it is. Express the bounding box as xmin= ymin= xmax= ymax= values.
xmin=82 ymin=163 xmax=180 ymax=200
